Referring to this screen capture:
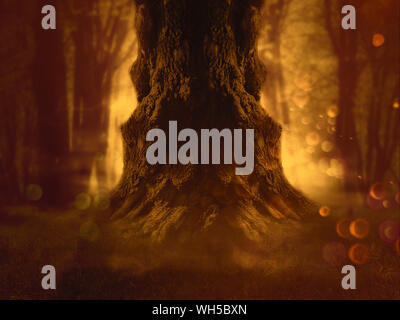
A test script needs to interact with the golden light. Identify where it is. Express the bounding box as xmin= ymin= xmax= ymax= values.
xmin=336 ymin=218 xmax=351 ymax=239
xmin=349 ymin=218 xmax=370 ymax=239
xmin=369 ymin=182 xmax=386 ymax=200
xmin=75 ymin=193 xmax=92 ymax=210
xmin=319 ymin=206 xmax=330 ymax=217
xmin=295 ymin=74 xmax=313 ymax=92
xmin=321 ymin=140 xmax=334 ymax=153
xmin=395 ymin=191 xmax=400 ymax=204
xmin=372 ymin=33 xmax=385 ymax=47
xmin=349 ymin=243 xmax=369 ymax=265
xmin=306 ymin=131 xmax=320 ymax=146
xmin=93 ymin=192 xmax=111 ymax=210
xmin=382 ymin=199 xmax=392 ymax=209
xmin=291 ymin=92 xmax=309 ymax=108
xmin=393 ymin=99 xmax=399 ymax=109
xmin=301 ymin=116 xmax=311 ymax=125
xmin=379 ymin=220 xmax=400 ymax=243
xmin=26 ymin=184 xmax=43 ymax=201
xmin=80 ymin=221 xmax=100 ymax=242
xmin=326 ymin=105 xmax=339 ymax=118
